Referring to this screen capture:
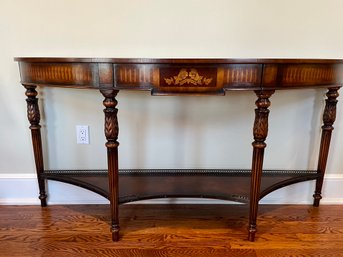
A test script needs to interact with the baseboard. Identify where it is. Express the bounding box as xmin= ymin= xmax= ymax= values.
xmin=0 ymin=173 xmax=342 ymax=205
